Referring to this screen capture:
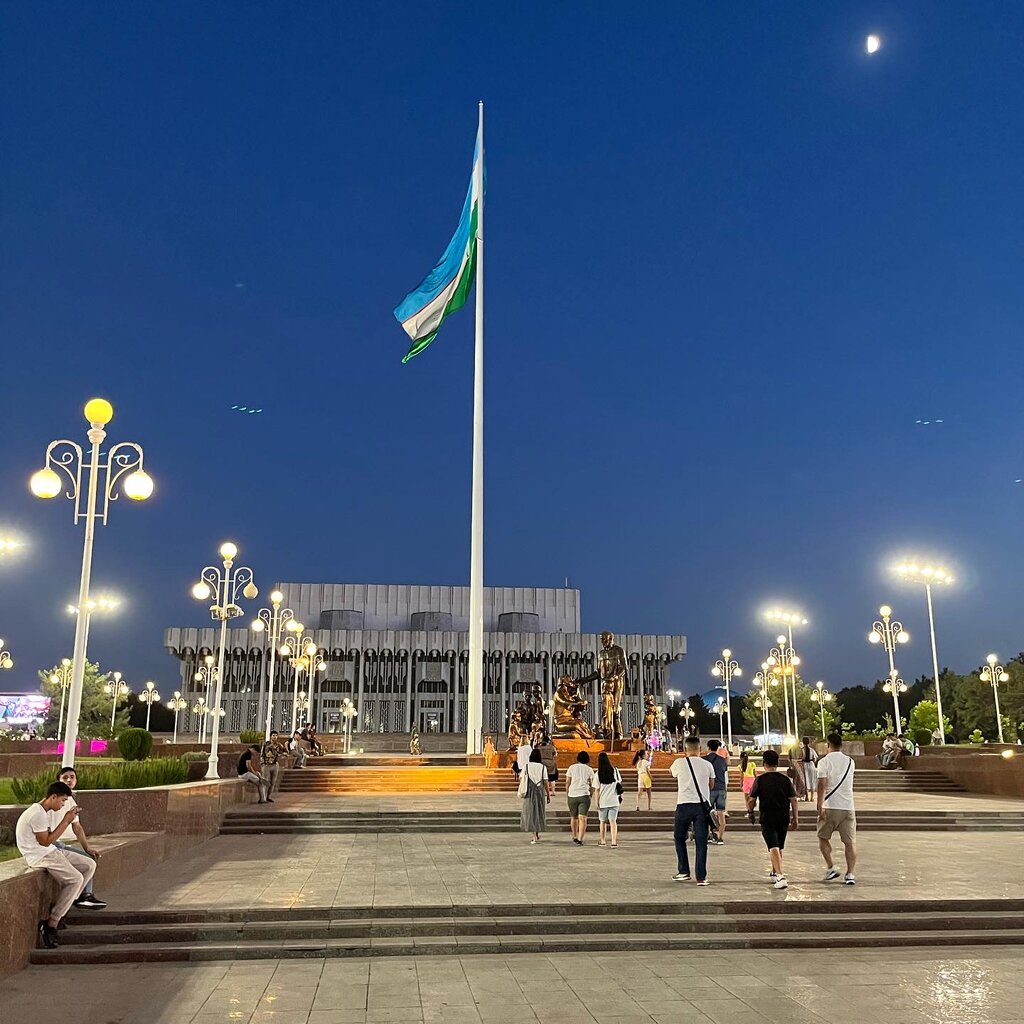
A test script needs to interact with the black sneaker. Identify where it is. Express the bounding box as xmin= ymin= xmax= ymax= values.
xmin=75 ymin=893 xmax=108 ymax=909
xmin=38 ymin=922 xmax=59 ymax=949
xmin=266 ymin=797 xmax=274 ymax=803
xmin=57 ymin=919 xmax=68 ymax=931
